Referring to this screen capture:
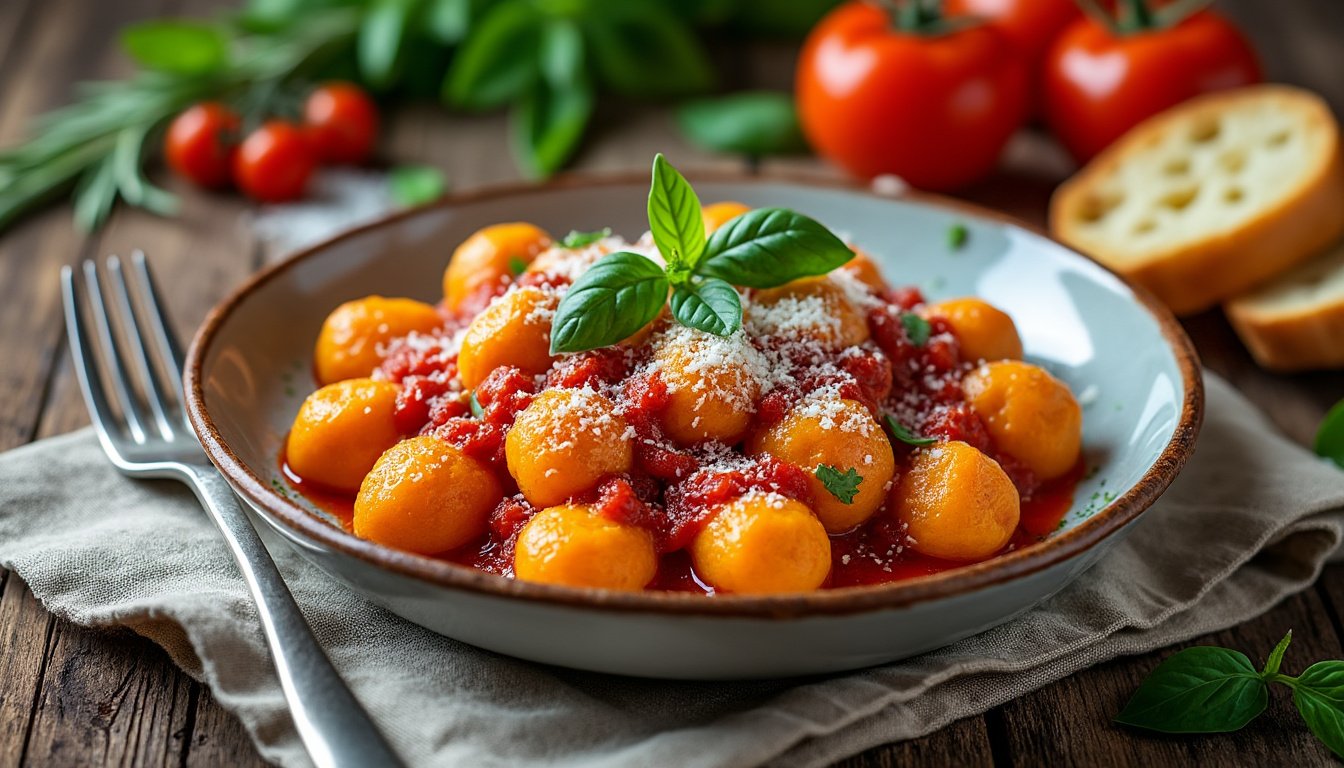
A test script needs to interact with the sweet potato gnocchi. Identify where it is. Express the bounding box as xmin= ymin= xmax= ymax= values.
xmin=284 ymin=205 xmax=1085 ymax=595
